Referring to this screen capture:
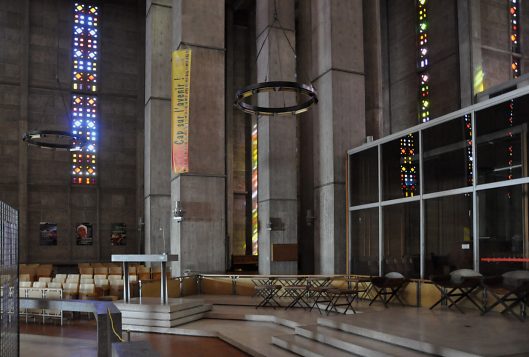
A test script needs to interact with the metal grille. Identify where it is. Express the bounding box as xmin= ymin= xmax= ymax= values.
xmin=0 ymin=201 xmax=19 ymax=357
